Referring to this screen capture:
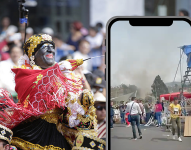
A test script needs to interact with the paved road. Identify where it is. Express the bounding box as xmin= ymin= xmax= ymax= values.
xmin=111 ymin=124 xmax=191 ymax=150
